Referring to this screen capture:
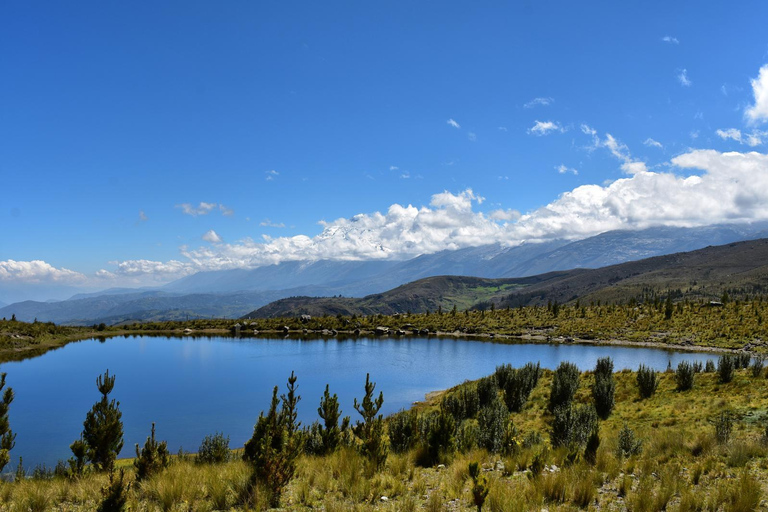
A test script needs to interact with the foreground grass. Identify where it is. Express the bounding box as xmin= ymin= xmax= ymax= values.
xmin=4 ymin=367 xmax=768 ymax=511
